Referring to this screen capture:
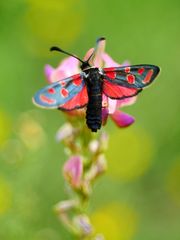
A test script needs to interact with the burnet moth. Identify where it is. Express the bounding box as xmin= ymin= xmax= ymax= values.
xmin=33 ymin=37 xmax=160 ymax=132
